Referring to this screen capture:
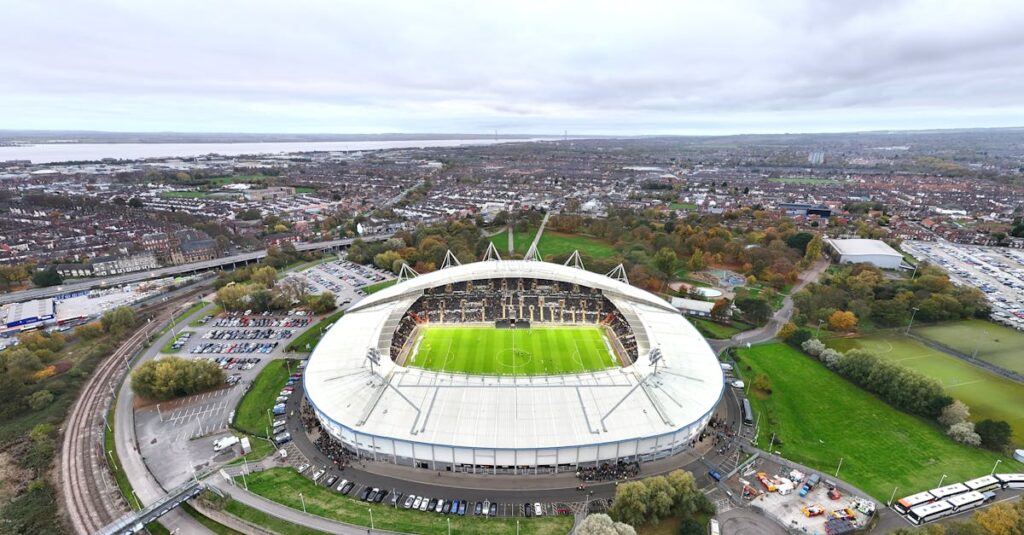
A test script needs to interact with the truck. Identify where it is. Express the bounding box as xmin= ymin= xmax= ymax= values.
xmin=213 ymin=435 xmax=240 ymax=452
xmin=799 ymin=473 xmax=821 ymax=497
xmin=776 ymin=478 xmax=795 ymax=495
xmin=240 ymin=437 xmax=252 ymax=455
